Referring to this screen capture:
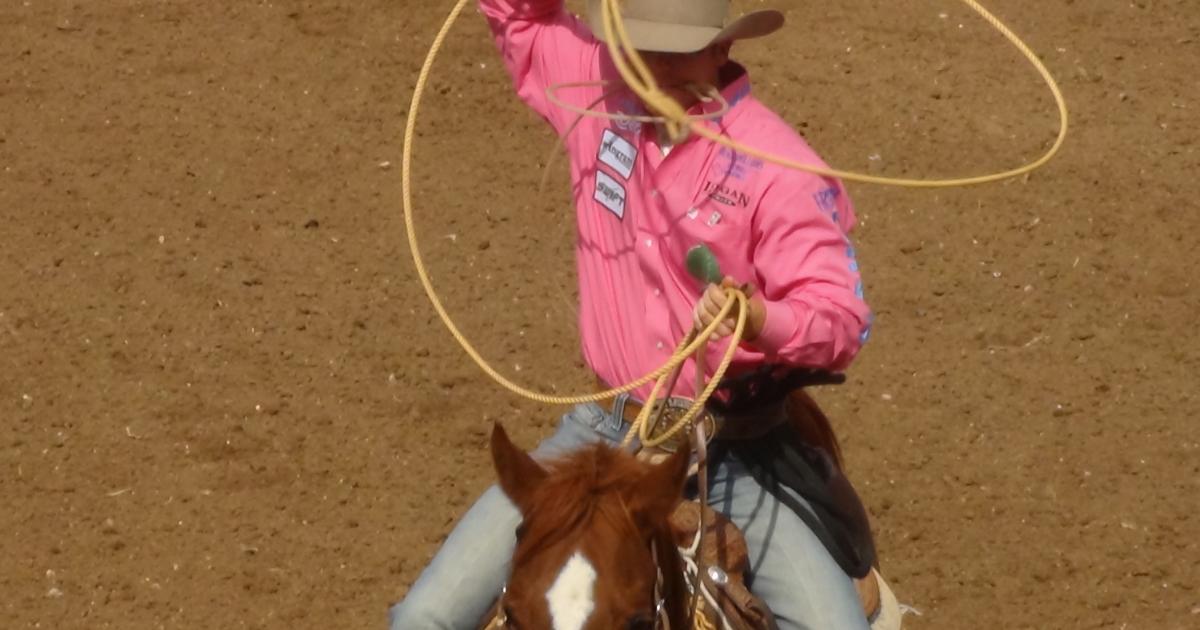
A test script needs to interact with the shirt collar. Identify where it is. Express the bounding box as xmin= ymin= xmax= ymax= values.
xmin=693 ymin=62 xmax=752 ymax=127
xmin=639 ymin=63 xmax=753 ymax=149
